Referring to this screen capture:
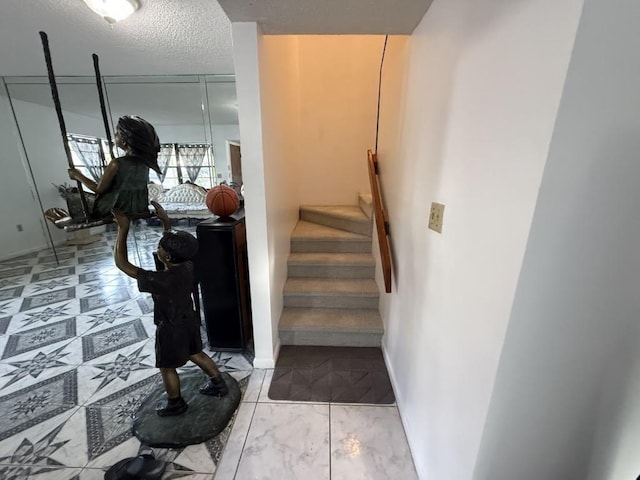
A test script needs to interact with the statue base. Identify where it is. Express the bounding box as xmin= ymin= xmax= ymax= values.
xmin=133 ymin=371 xmax=241 ymax=448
